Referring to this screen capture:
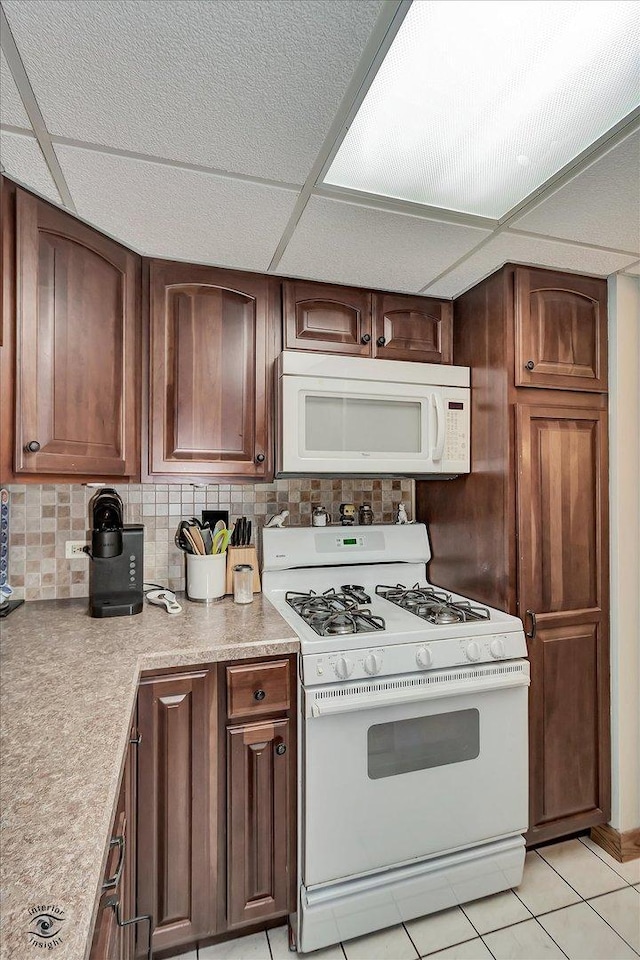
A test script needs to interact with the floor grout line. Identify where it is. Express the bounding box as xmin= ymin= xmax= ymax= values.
xmin=577 ymin=835 xmax=640 ymax=885
xmin=534 ymin=841 xmax=631 ymax=903
xmin=529 ymin=914 xmax=571 ymax=959
xmin=581 ymin=891 xmax=640 ymax=956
